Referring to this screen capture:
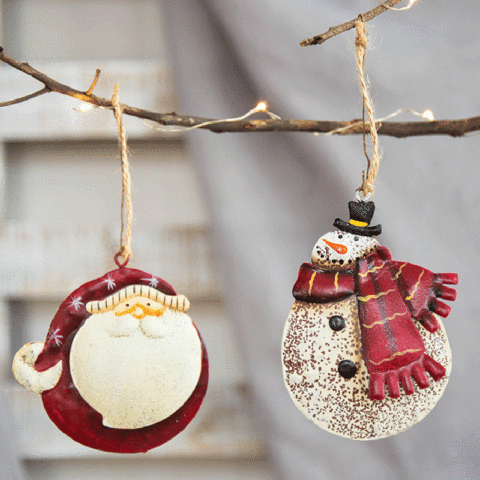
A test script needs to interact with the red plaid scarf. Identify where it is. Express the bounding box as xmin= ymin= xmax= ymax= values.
xmin=292 ymin=246 xmax=457 ymax=400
